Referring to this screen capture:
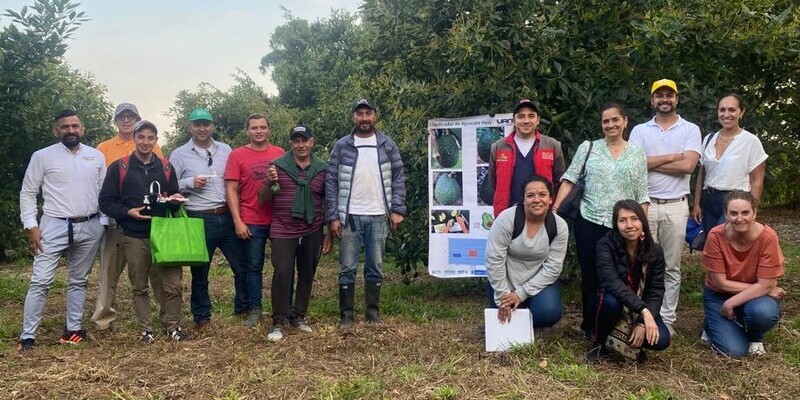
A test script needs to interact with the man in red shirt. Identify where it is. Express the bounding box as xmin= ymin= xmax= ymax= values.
xmin=225 ymin=113 xmax=285 ymax=328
